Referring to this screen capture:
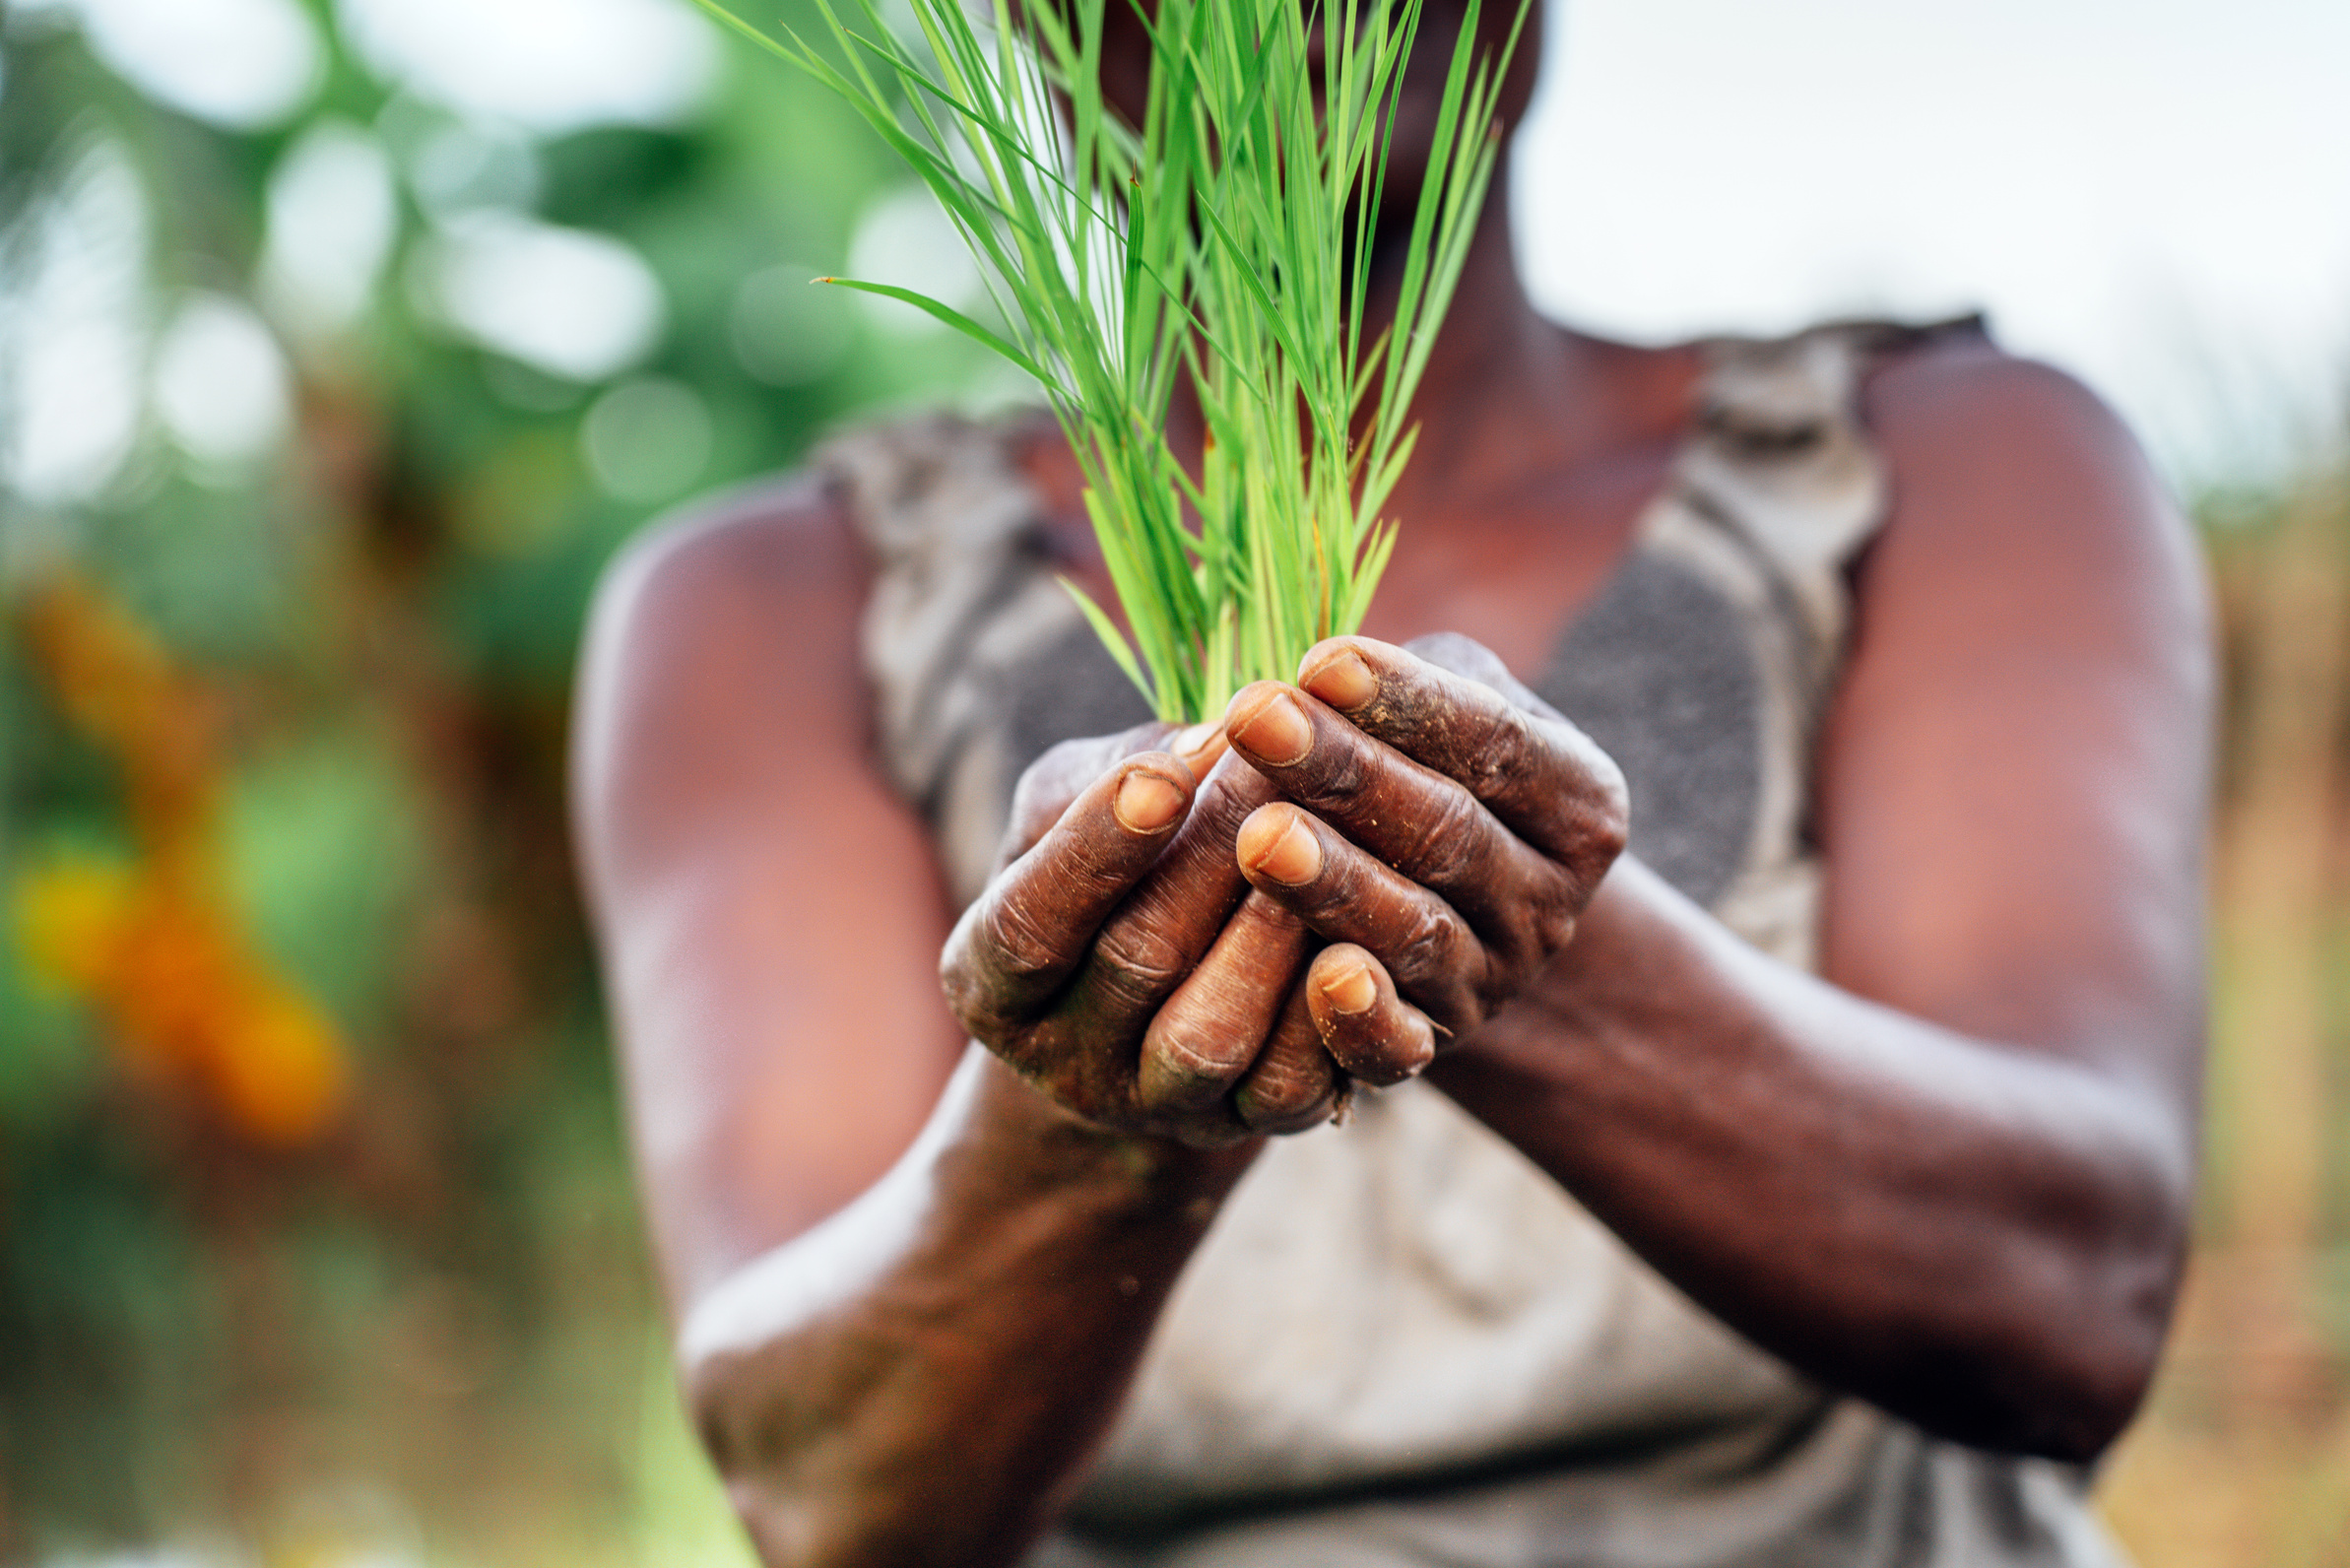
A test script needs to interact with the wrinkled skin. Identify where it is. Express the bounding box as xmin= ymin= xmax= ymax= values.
xmin=943 ymin=634 xmax=1625 ymax=1142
